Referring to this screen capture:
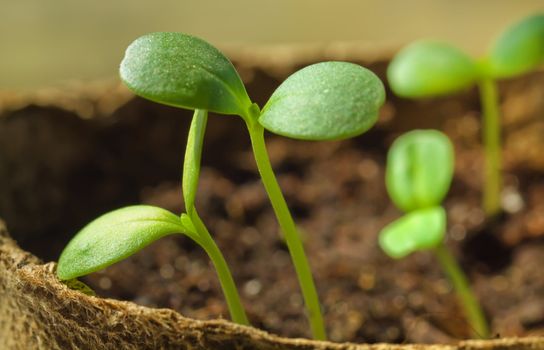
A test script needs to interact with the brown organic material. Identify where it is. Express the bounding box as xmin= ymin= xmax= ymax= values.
xmin=0 ymin=223 xmax=541 ymax=350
